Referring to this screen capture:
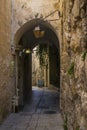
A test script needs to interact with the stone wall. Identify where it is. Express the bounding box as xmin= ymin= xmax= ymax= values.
xmin=61 ymin=0 xmax=87 ymax=129
xmin=12 ymin=0 xmax=61 ymax=42
xmin=0 ymin=0 xmax=15 ymax=123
